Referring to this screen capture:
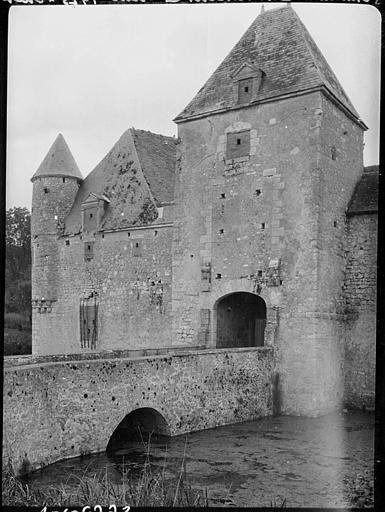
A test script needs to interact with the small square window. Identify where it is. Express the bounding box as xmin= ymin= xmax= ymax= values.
xmin=44 ymin=187 xmax=49 ymax=194
xmin=261 ymin=222 xmax=265 ymax=230
xmin=226 ymin=131 xmax=250 ymax=159
xmin=133 ymin=240 xmax=142 ymax=257
xmin=84 ymin=242 xmax=94 ymax=261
